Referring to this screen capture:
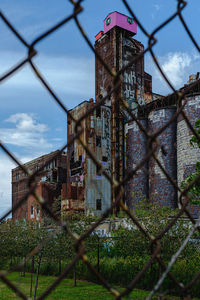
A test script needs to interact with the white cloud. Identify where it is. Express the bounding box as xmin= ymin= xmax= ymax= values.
xmin=154 ymin=4 xmax=161 ymax=11
xmin=0 ymin=113 xmax=52 ymax=149
xmin=1 ymin=51 xmax=95 ymax=98
xmin=6 ymin=113 xmax=47 ymax=132
xmin=0 ymin=155 xmax=14 ymax=217
xmin=145 ymin=51 xmax=200 ymax=95
xmin=161 ymin=52 xmax=192 ymax=86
